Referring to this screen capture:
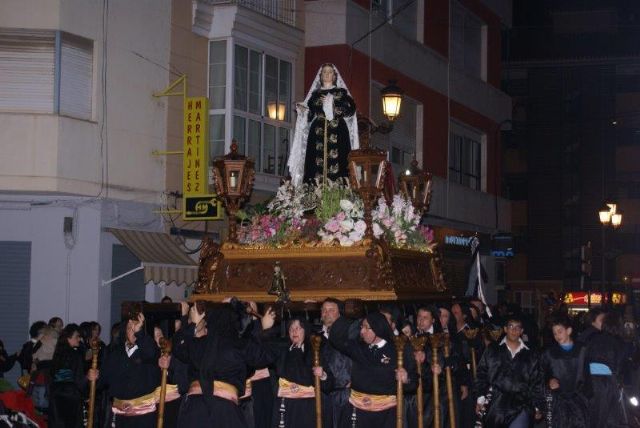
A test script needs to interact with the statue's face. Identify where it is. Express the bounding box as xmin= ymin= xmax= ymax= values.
xmin=321 ymin=65 xmax=336 ymax=86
